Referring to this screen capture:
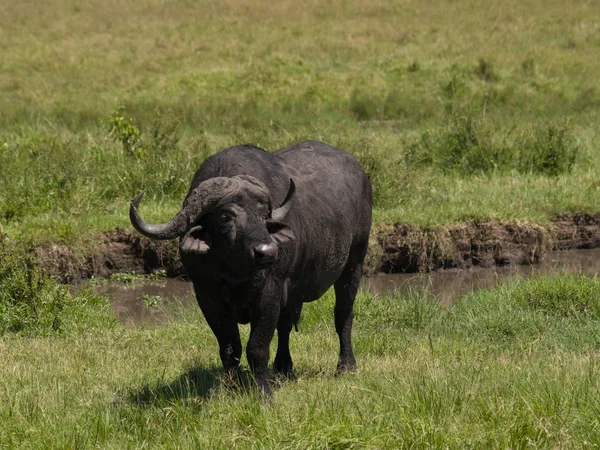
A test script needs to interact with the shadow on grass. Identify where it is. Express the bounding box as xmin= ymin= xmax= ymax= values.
xmin=125 ymin=364 xmax=264 ymax=407
xmin=125 ymin=362 xmax=336 ymax=407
